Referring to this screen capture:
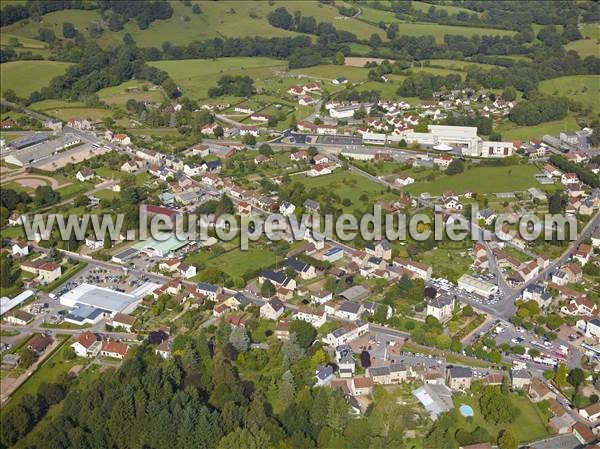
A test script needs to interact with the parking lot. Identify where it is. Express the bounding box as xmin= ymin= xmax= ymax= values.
xmin=485 ymin=321 xmax=581 ymax=370
xmin=429 ymin=276 xmax=502 ymax=307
